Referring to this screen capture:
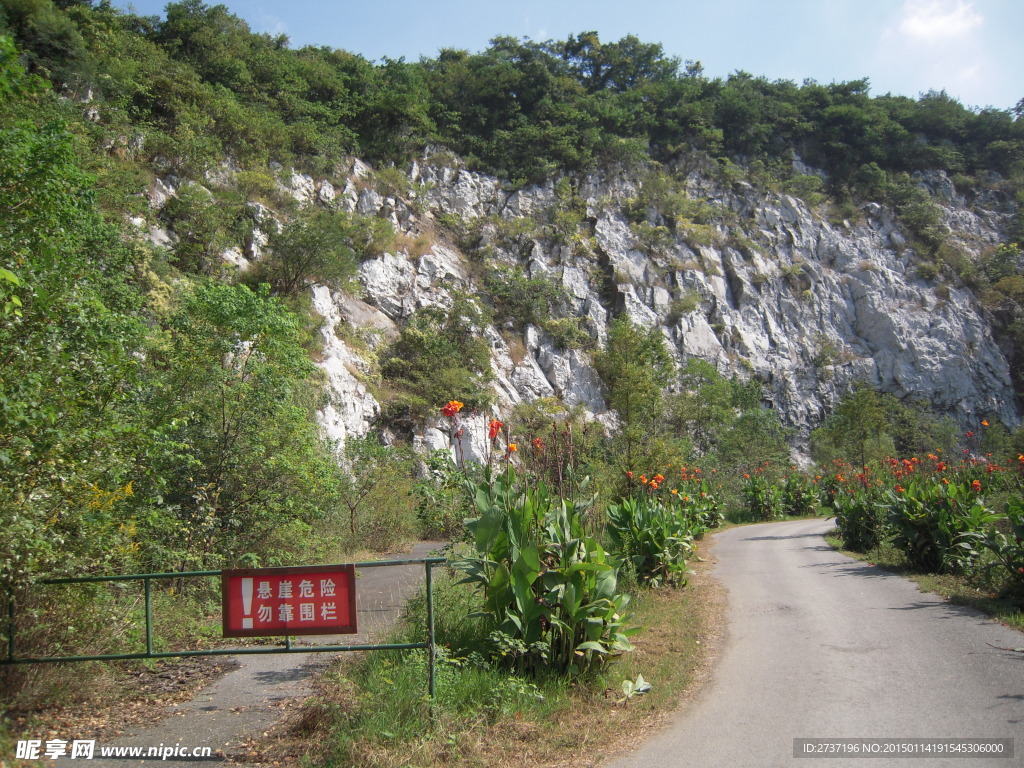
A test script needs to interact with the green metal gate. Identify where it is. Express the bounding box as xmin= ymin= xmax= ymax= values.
xmin=3 ymin=556 xmax=446 ymax=697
